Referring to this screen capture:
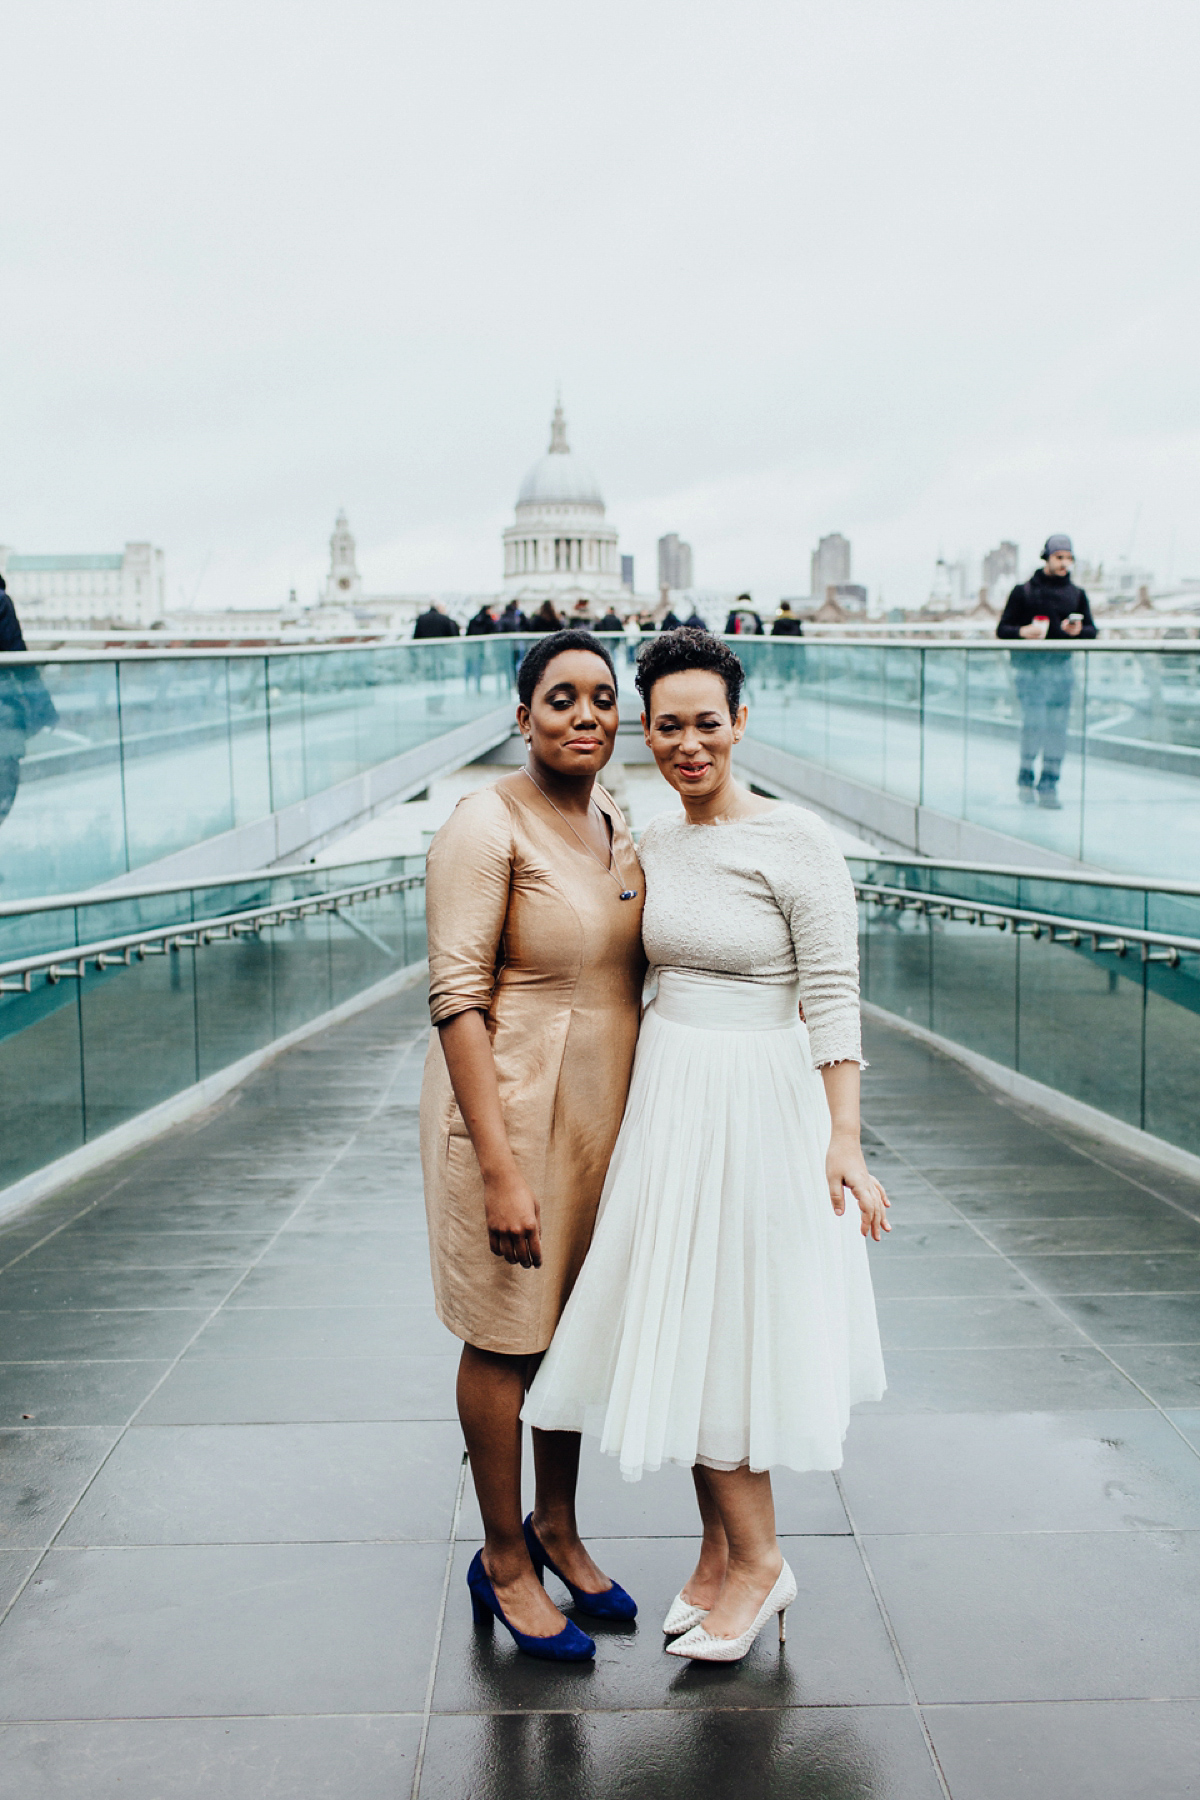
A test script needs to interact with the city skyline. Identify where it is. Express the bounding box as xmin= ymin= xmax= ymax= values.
xmin=1 ymin=2 xmax=1197 ymax=614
